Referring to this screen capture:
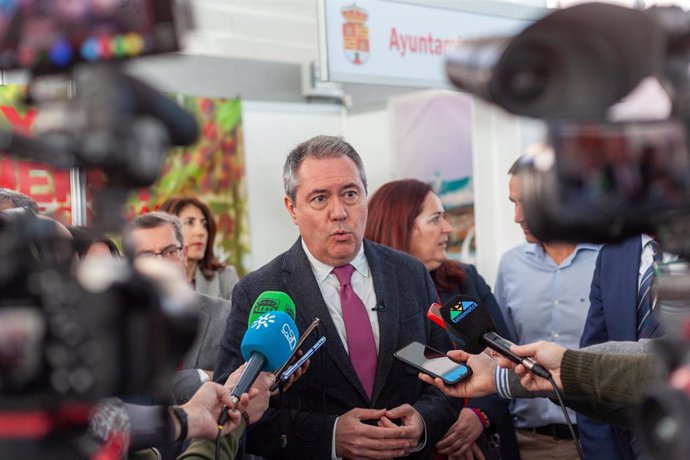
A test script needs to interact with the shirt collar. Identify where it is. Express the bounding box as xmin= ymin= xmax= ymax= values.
xmin=301 ymin=239 xmax=369 ymax=283
xmin=522 ymin=241 xmax=600 ymax=266
xmin=641 ymin=233 xmax=654 ymax=250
